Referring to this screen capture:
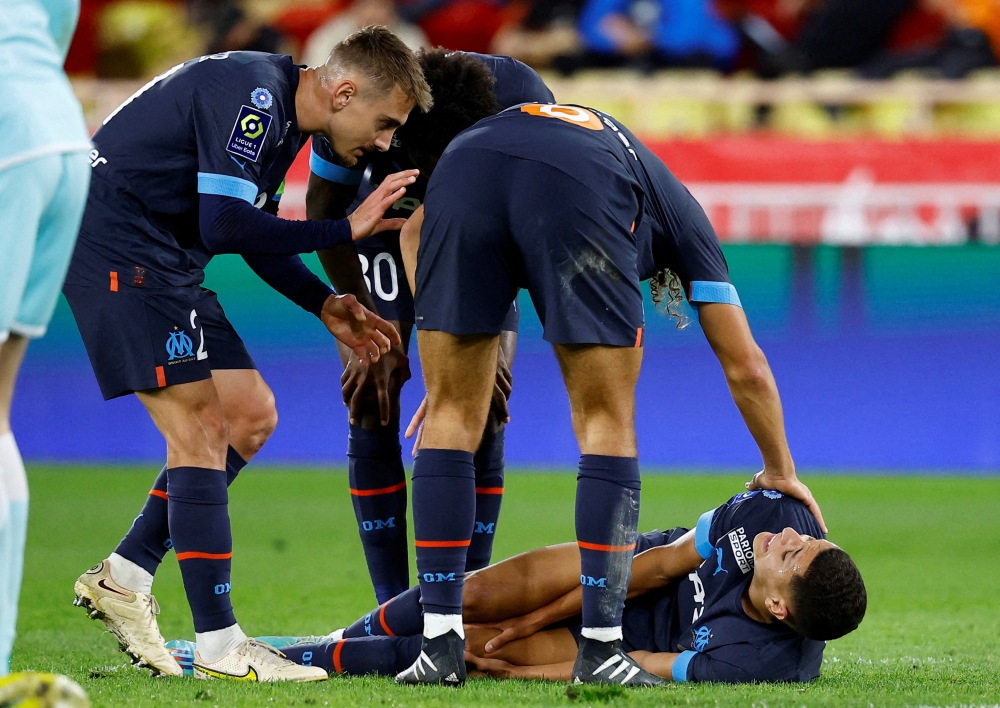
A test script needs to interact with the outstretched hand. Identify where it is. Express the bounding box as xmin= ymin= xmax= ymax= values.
xmin=319 ymin=294 xmax=401 ymax=362
xmin=347 ymin=169 xmax=419 ymax=241
xmin=746 ymin=469 xmax=827 ymax=533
